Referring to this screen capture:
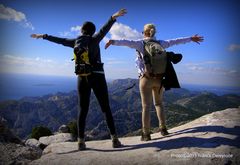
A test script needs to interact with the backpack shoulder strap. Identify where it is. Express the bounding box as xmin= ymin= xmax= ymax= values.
xmin=136 ymin=50 xmax=142 ymax=59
